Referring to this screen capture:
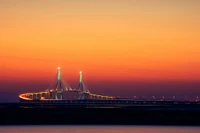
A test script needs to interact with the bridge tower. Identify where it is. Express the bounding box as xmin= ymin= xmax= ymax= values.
xmin=55 ymin=67 xmax=63 ymax=99
xmin=77 ymin=71 xmax=88 ymax=100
